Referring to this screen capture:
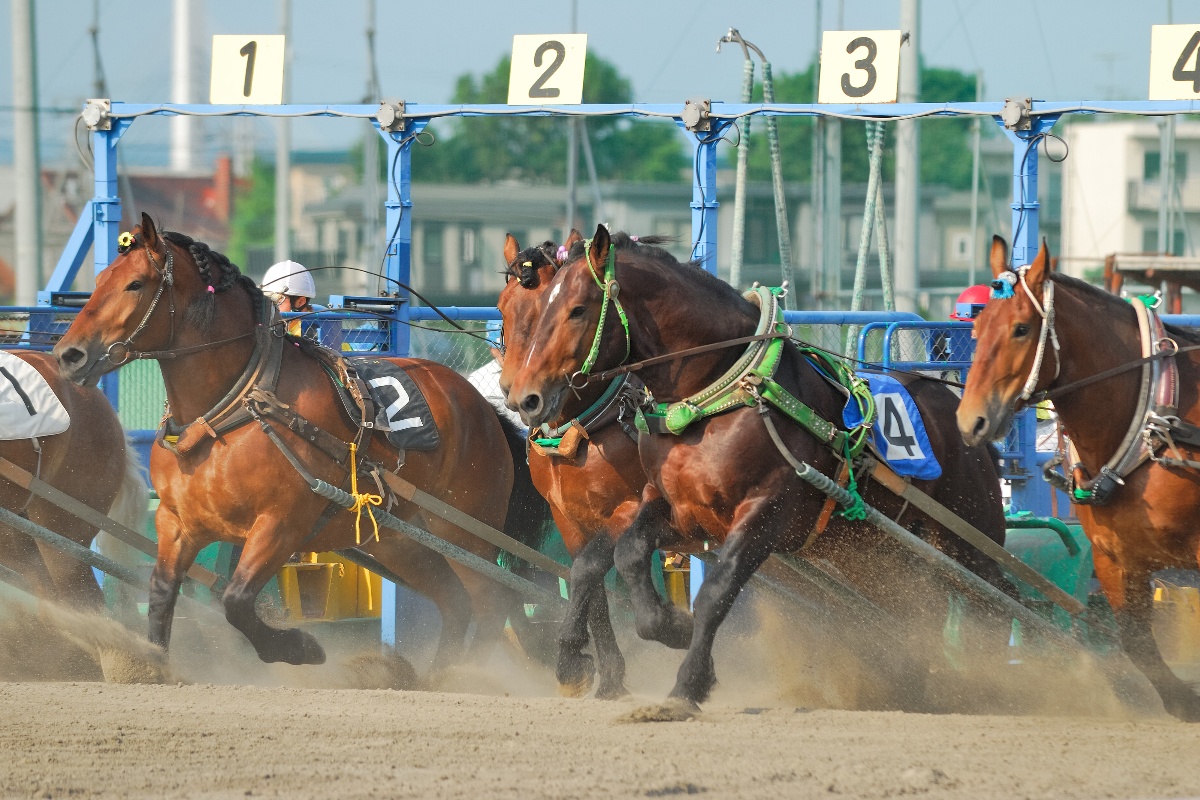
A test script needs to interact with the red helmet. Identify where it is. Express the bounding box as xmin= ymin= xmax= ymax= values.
xmin=950 ymin=284 xmax=991 ymax=320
